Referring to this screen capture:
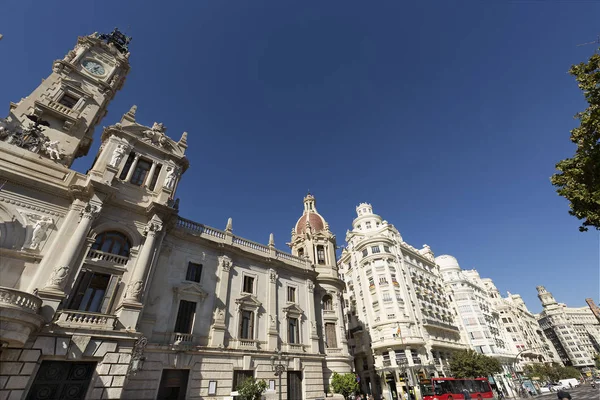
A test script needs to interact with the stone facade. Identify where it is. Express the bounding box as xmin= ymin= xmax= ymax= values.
xmin=0 ymin=30 xmax=351 ymax=400
xmin=536 ymin=286 xmax=600 ymax=371
xmin=338 ymin=204 xmax=465 ymax=400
